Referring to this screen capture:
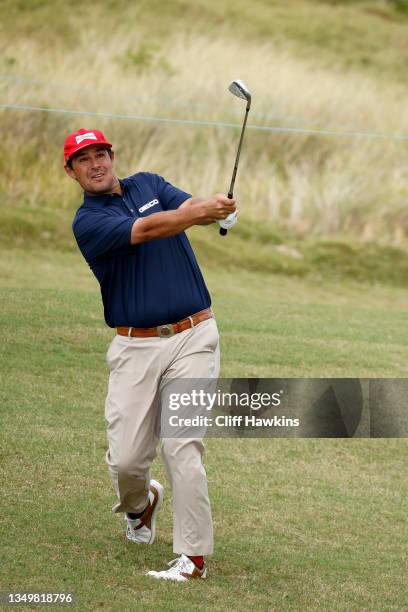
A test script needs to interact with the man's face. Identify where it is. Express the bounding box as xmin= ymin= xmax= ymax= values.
xmin=64 ymin=145 xmax=117 ymax=194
